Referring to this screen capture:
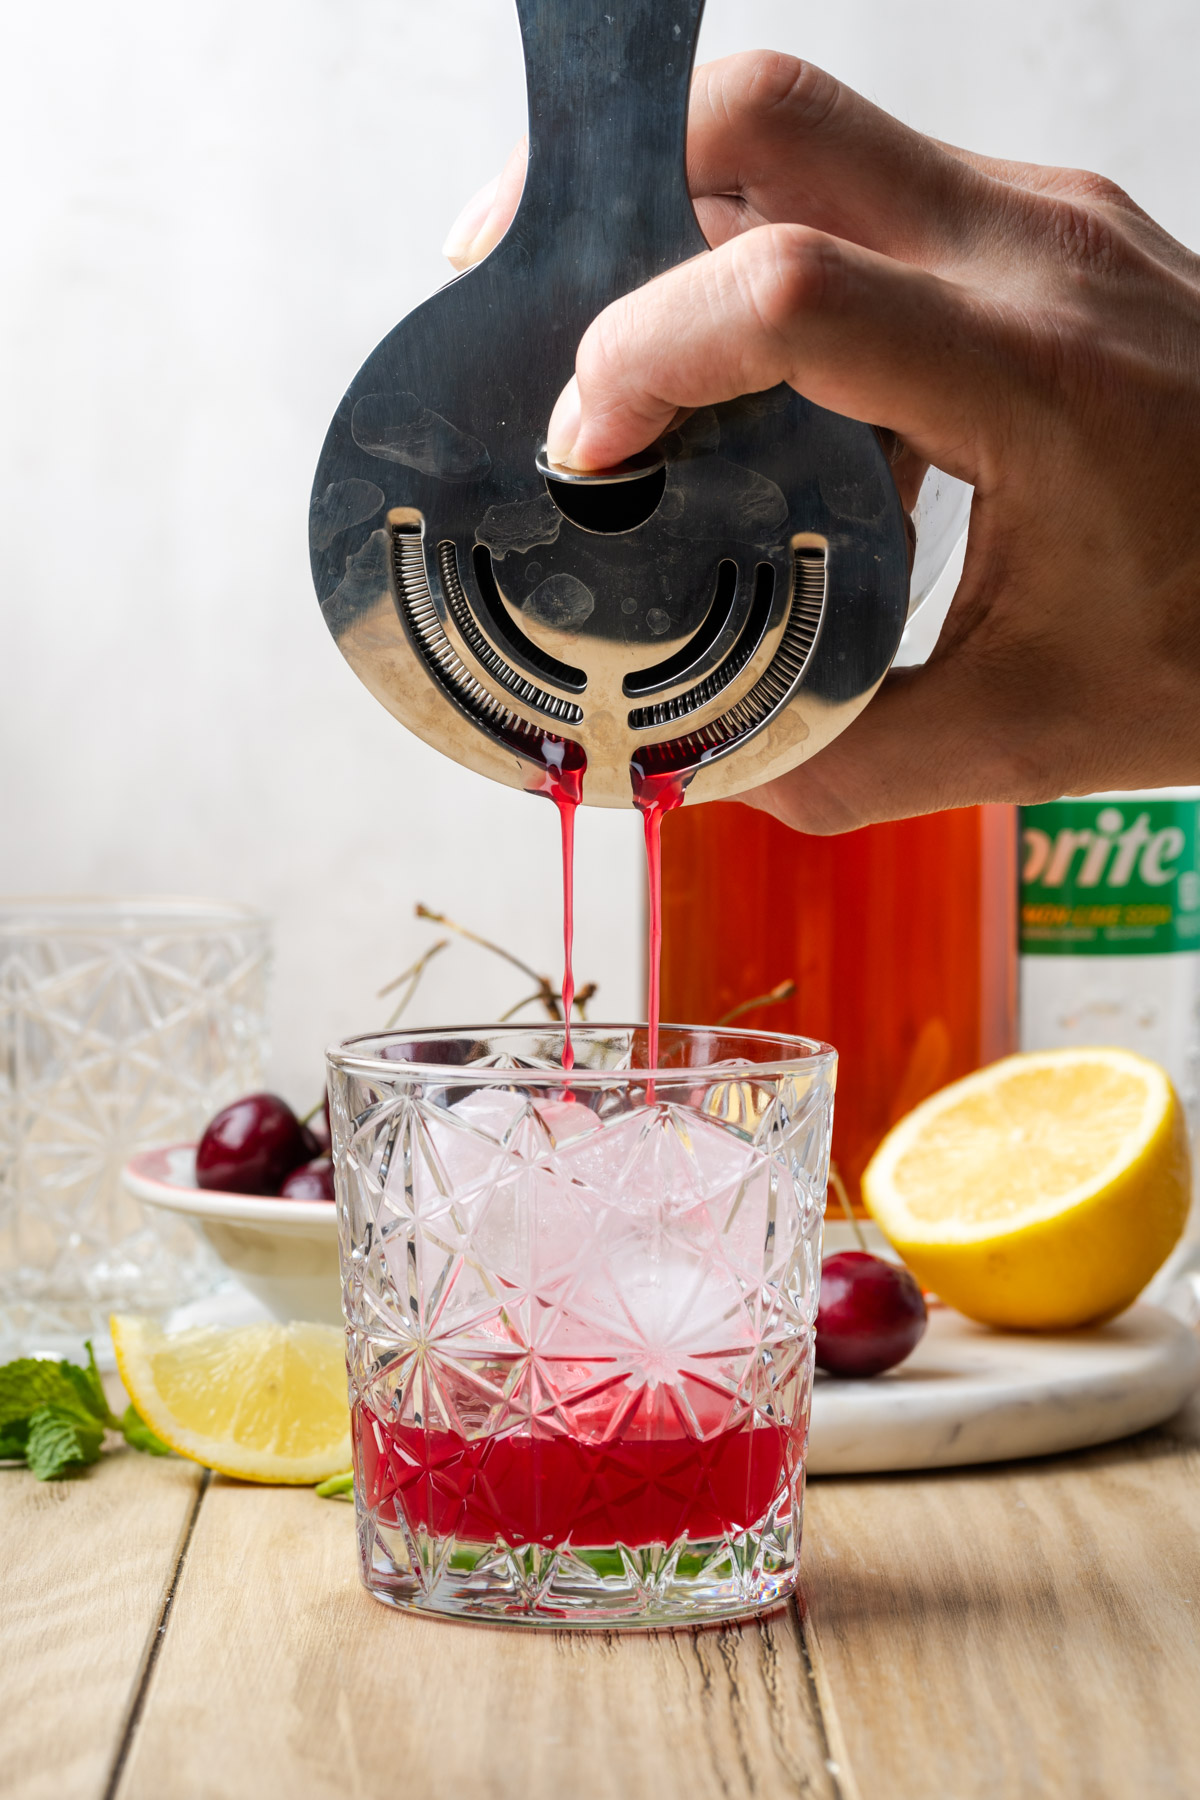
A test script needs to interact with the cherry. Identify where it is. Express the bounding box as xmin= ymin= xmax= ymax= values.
xmin=279 ymin=1158 xmax=336 ymax=1202
xmin=815 ymin=1251 xmax=928 ymax=1378
xmin=195 ymin=1094 xmax=317 ymax=1195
